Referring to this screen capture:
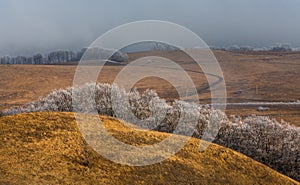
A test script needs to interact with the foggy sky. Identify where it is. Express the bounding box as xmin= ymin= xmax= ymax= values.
xmin=0 ymin=0 xmax=300 ymax=56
